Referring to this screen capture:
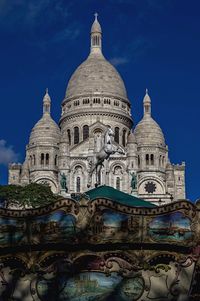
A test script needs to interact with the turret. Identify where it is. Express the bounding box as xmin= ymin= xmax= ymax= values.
xmin=25 ymin=90 xmax=61 ymax=193
xmin=43 ymin=88 xmax=51 ymax=114
xmin=143 ymin=89 xmax=151 ymax=116
xmin=90 ymin=13 xmax=102 ymax=54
